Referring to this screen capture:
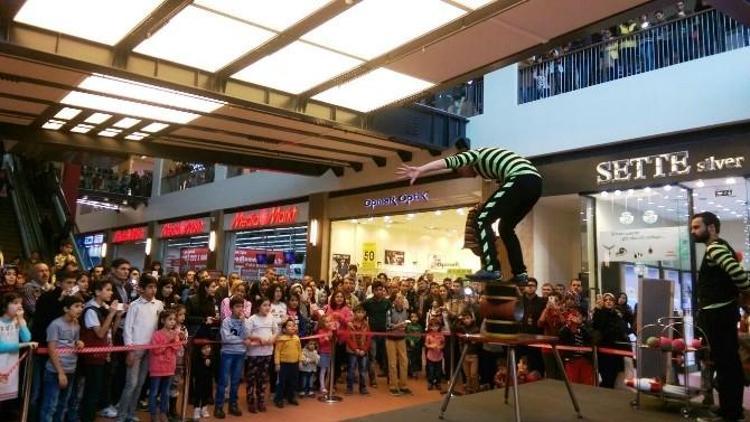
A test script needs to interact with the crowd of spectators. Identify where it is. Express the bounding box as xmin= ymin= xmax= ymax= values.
xmin=0 ymin=242 xmax=639 ymax=421
xmin=518 ymin=1 xmax=748 ymax=102
xmin=163 ymin=162 xmax=213 ymax=193
xmin=79 ymin=166 xmax=153 ymax=198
